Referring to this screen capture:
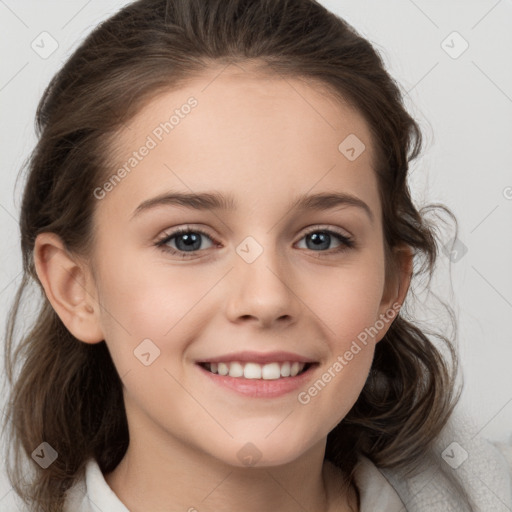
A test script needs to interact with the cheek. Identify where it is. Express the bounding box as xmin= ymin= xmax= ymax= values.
xmin=306 ymin=257 xmax=386 ymax=343
xmin=96 ymin=248 xmax=209 ymax=333
xmin=93 ymin=249 xmax=215 ymax=378
xmin=295 ymin=264 xmax=385 ymax=427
